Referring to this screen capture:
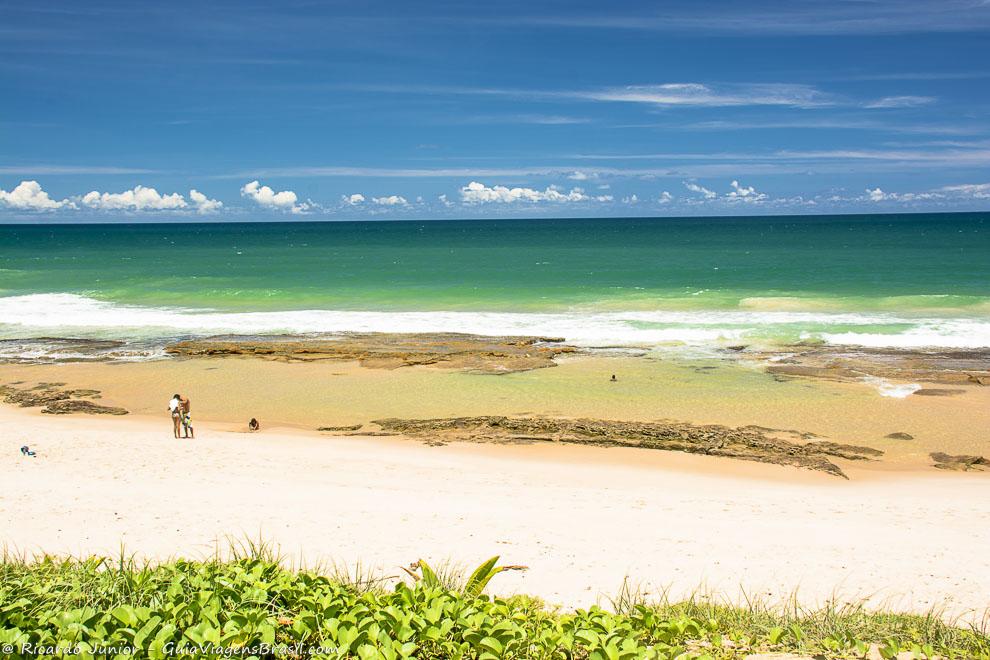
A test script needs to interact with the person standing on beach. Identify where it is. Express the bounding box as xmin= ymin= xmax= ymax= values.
xmin=168 ymin=394 xmax=182 ymax=438
xmin=179 ymin=394 xmax=194 ymax=439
